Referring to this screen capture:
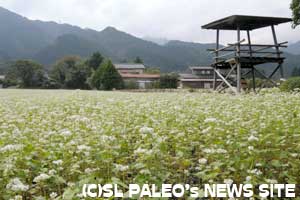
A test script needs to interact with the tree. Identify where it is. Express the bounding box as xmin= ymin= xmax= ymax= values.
xmin=291 ymin=67 xmax=300 ymax=77
xmin=159 ymin=73 xmax=178 ymax=89
xmin=91 ymin=60 xmax=124 ymax=90
xmin=86 ymin=52 xmax=104 ymax=70
xmin=50 ymin=56 xmax=91 ymax=89
xmin=291 ymin=0 xmax=300 ymax=27
xmin=4 ymin=60 xmax=44 ymax=88
xmin=134 ymin=56 xmax=143 ymax=64
xmin=65 ymin=62 xmax=91 ymax=89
